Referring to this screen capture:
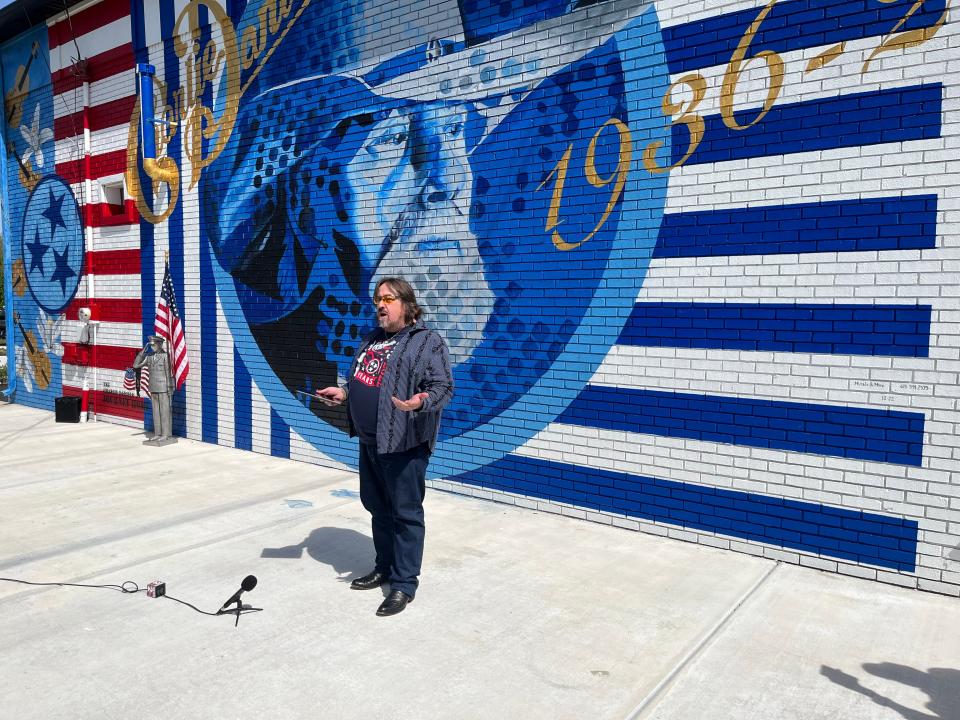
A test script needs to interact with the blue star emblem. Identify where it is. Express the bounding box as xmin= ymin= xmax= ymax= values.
xmin=20 ymin=176 xmax=84 ymax=313
xmin=50 ymin=245 xmax=77 ymax=294
xmin=25 ymin=230 xmax=49 ymax=276
xmin=41 ymin=188 xmax=67 ymax=235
